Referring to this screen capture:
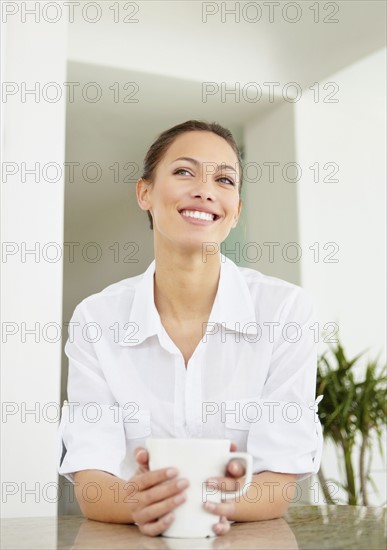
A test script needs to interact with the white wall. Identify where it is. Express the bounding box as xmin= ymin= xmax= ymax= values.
xmin=67 ymin=0 xmax=385 ymax=92
xmin=1 ymin=11 xmax=68 ymax=519
xmin=295 ymin=47 xmax=386 ymax=505
xmin=243 ymin=102 xmax=300 ymax=284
